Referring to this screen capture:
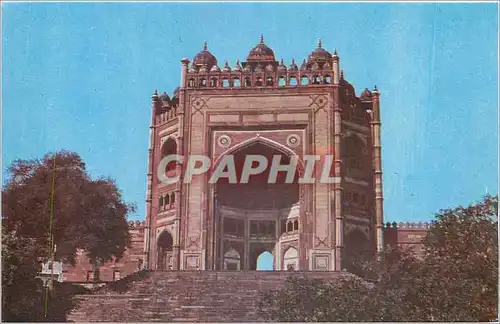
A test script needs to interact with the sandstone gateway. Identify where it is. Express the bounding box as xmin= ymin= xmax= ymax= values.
xmin=68 ymin=38 xmax=429 ymax=321
xmin=146 ymin=36 xmax=385 ymax=273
